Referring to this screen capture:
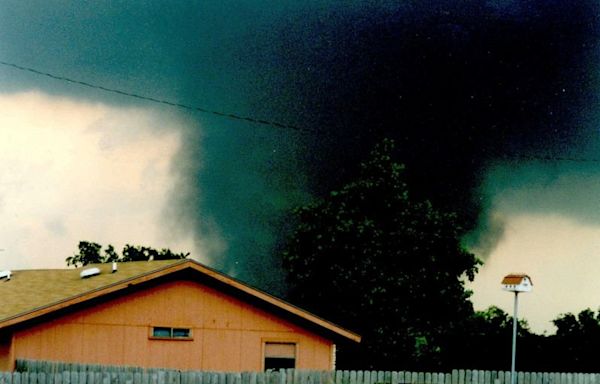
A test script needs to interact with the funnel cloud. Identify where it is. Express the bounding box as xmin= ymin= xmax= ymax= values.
xmin=1 ymin=1 xmax=599 ymax=328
